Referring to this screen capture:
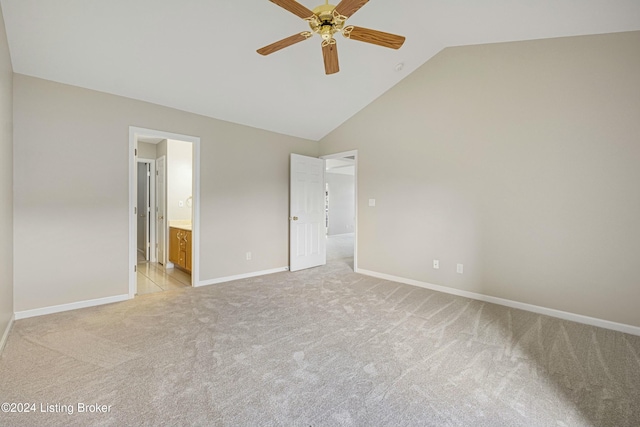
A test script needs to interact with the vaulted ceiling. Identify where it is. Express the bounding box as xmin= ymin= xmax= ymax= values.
xmin=2 ymin=0 xmax=639 ymax=140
